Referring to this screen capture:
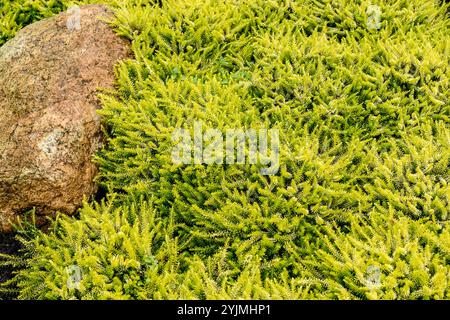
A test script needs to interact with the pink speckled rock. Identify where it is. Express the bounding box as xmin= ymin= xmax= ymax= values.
xmin=0 ymin=5 xmax=131 ymax=232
